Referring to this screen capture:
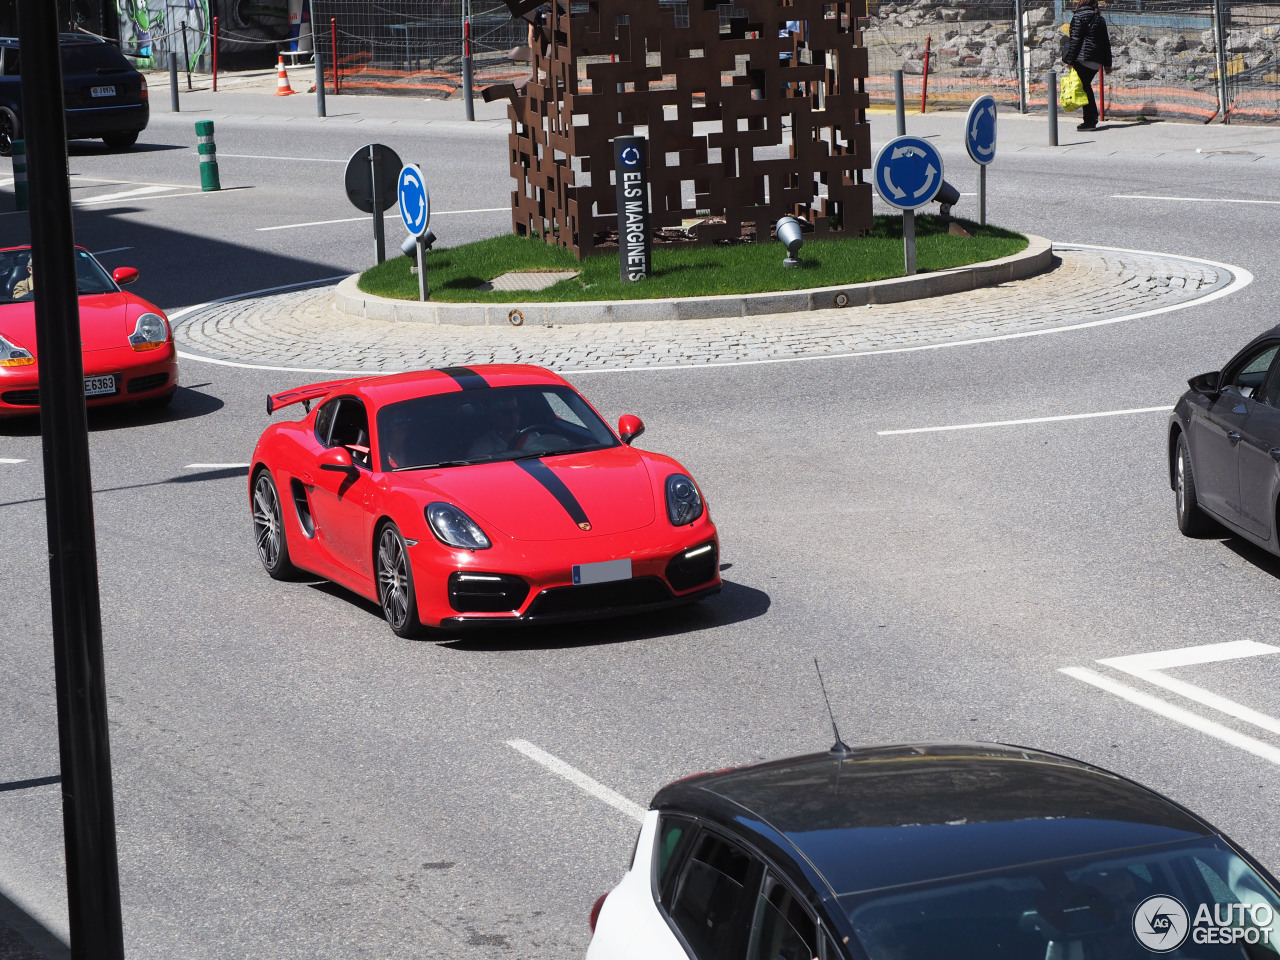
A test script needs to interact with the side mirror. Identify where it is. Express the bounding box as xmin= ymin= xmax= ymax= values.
xmin=319 ymin=446 xmax=357 ymax=477
xmin=112 ymin=266 xmax=139 ymax=285
xmin=618 ymin=414 xmax=645 ymax=445
xmin=1188 ymin=371 xmax=1221 ymax=397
